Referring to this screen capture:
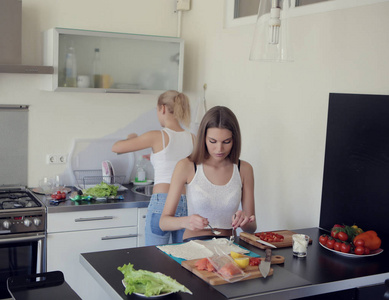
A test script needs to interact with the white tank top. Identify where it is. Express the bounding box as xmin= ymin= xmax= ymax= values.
xmin=186 ymin=164 xmax=242 ymax=229
xmin=150 ymin=128 xmax=193 ymax=185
